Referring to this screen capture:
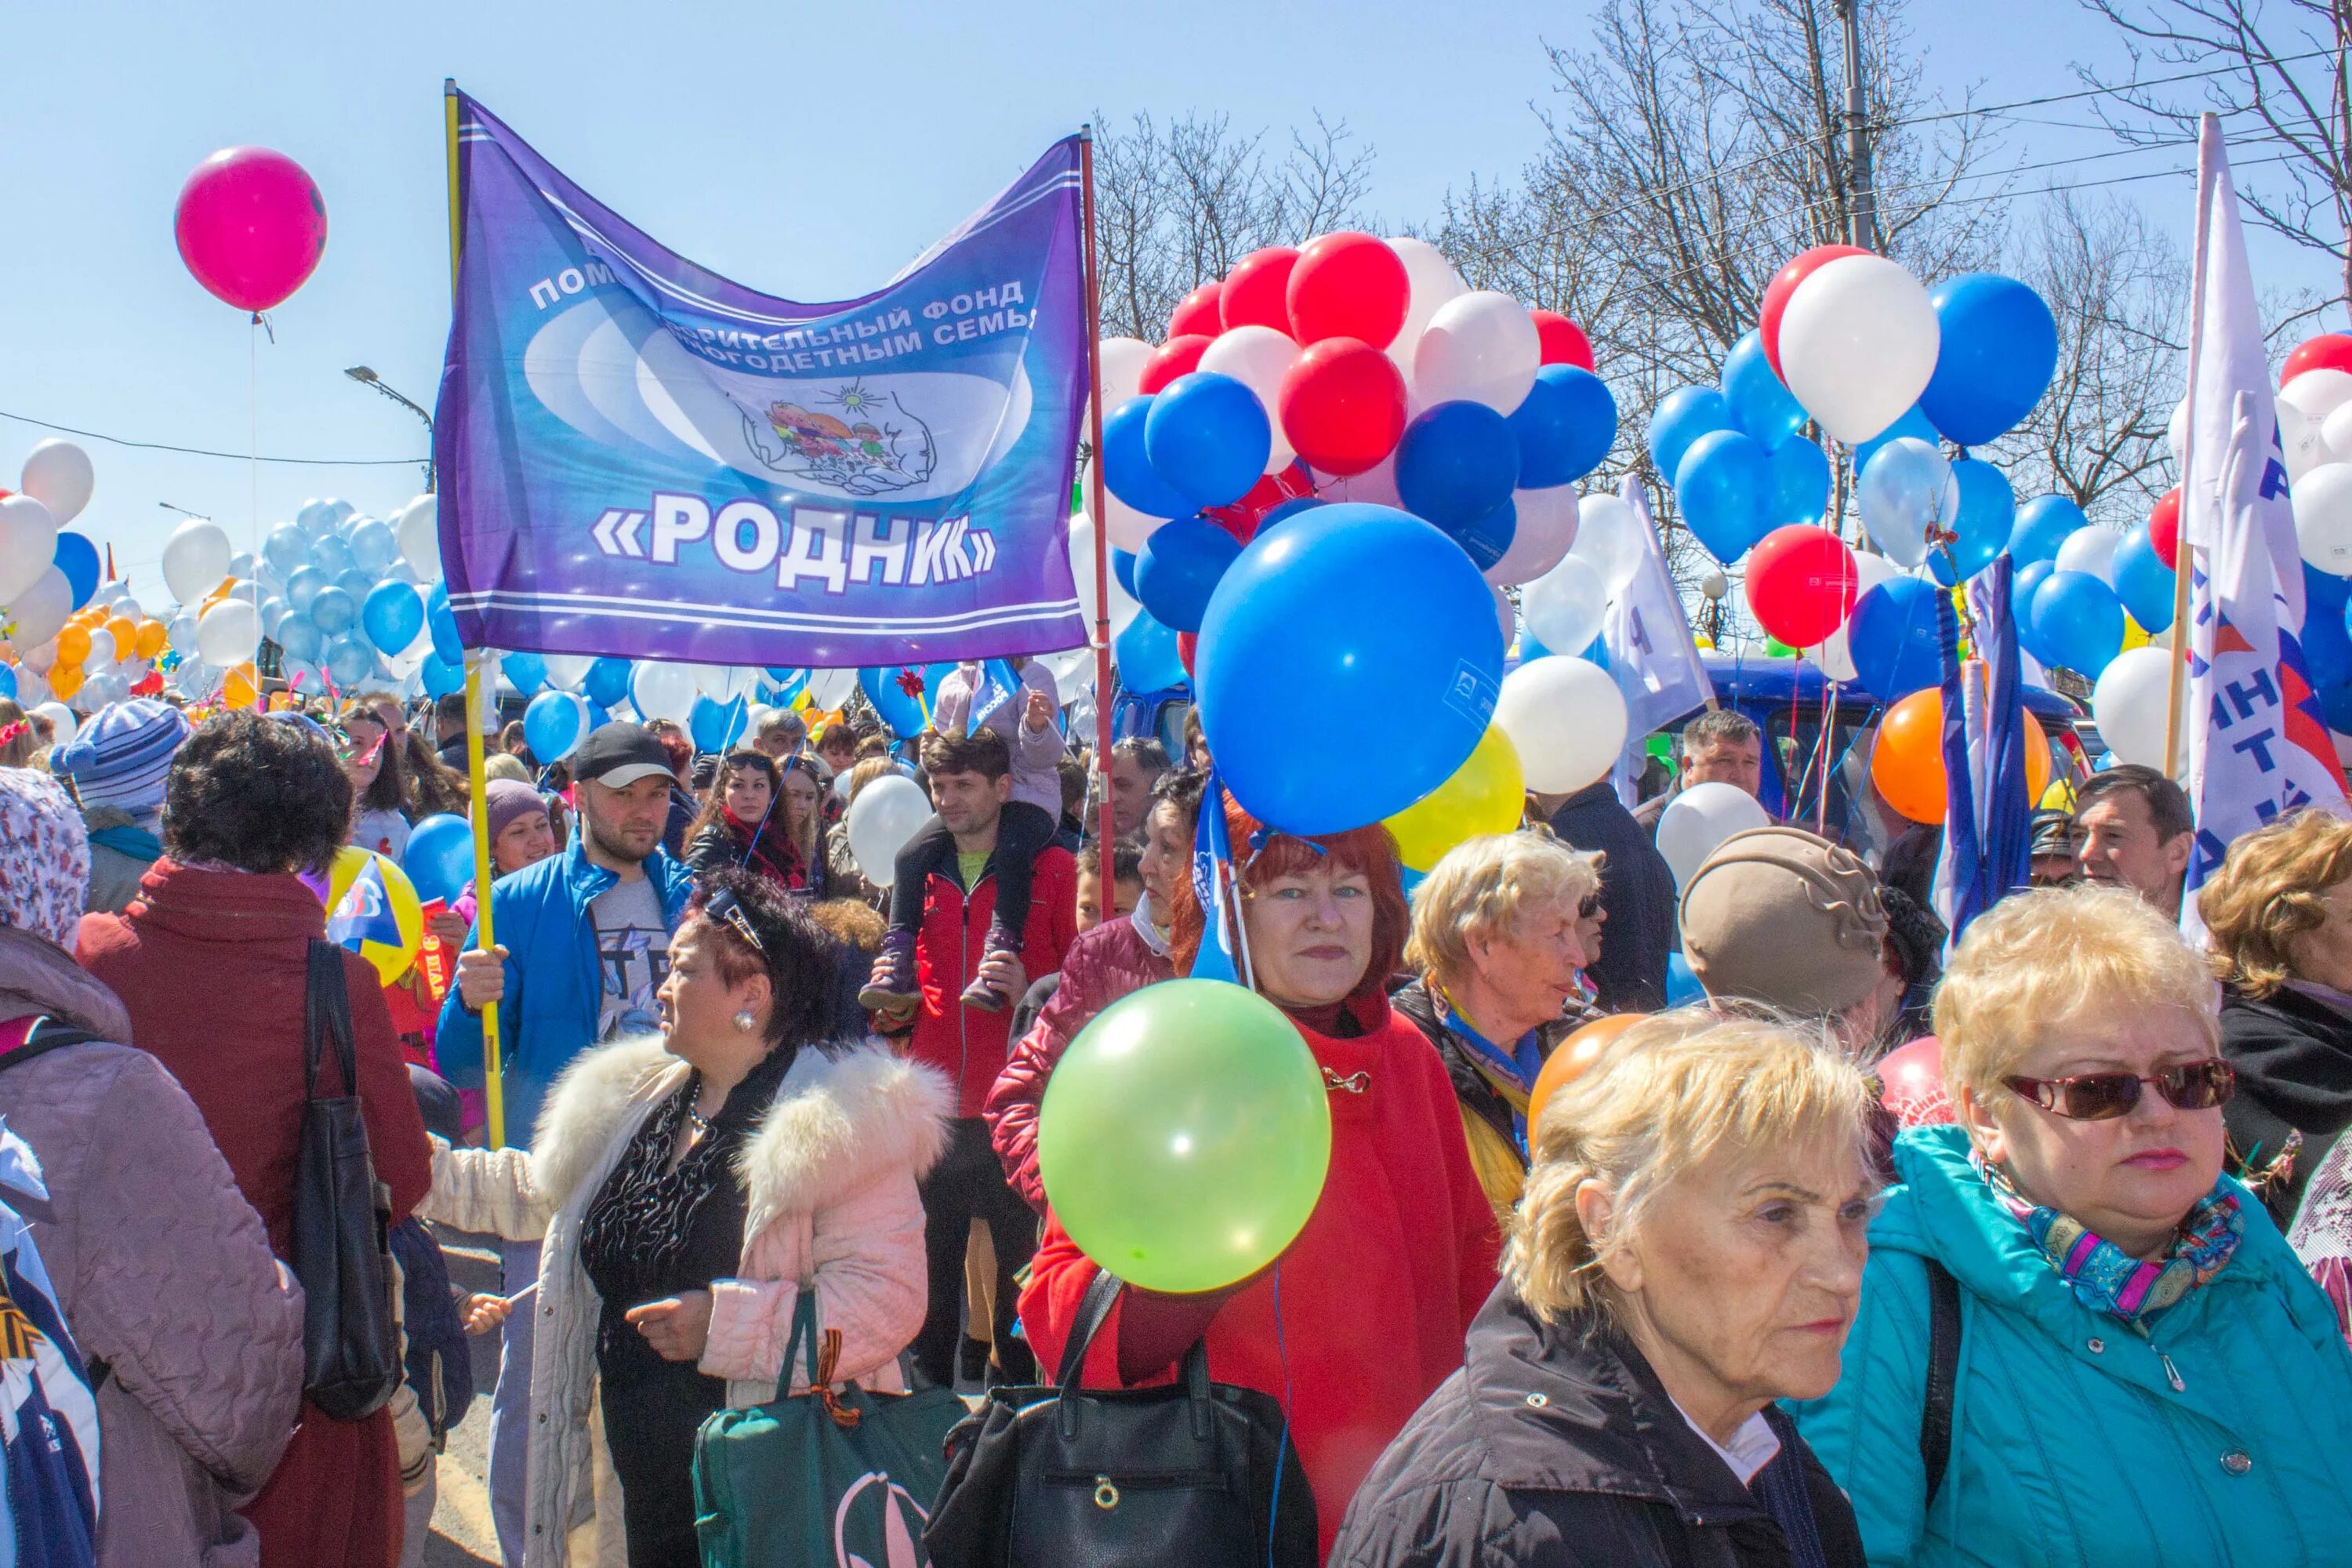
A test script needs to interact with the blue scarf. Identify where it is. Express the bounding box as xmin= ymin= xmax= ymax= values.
xmin=1436 ymin=986 xmax=1544 ymax=1155
xmin=86 ymin=823 xmax=162 ymax=863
